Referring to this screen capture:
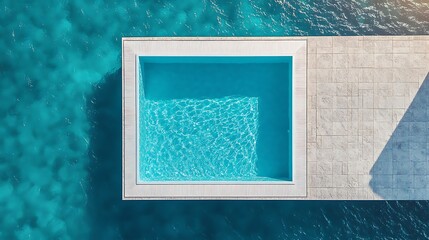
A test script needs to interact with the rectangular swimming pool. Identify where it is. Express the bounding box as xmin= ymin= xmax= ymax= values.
xmin=138 ymin=56 xmax=293 ymax=182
